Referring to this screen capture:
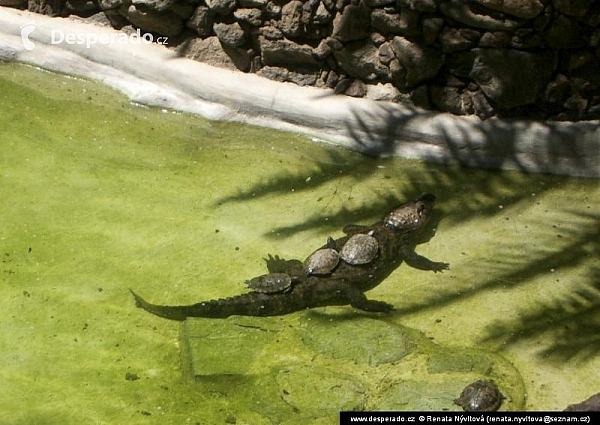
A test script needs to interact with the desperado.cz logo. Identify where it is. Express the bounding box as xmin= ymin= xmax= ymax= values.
xmin=20 ymin=20 xmax=167 ymax=50
xmin=20 ymin=20 xmax=36 ymax=50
